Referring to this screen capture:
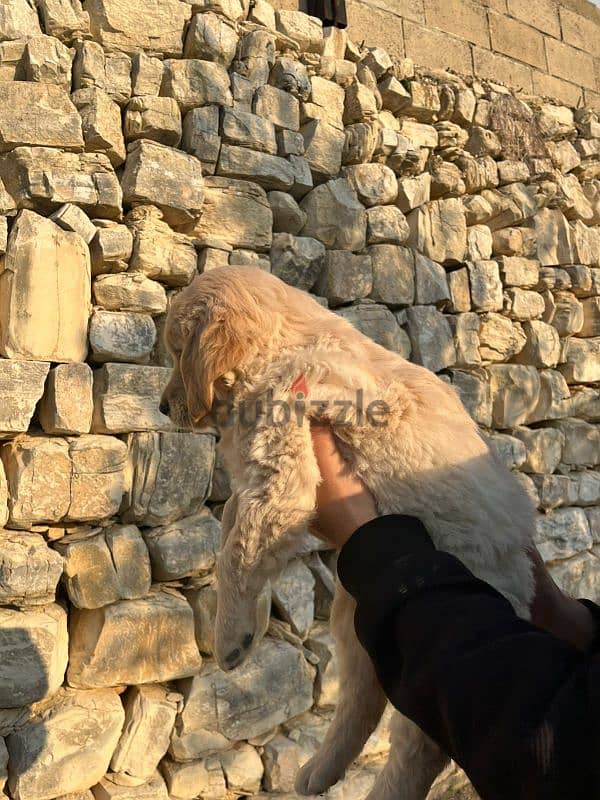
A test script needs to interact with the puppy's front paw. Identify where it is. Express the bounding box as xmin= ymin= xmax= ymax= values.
xmin=295 ymin=754 xmax=345 ymax=796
